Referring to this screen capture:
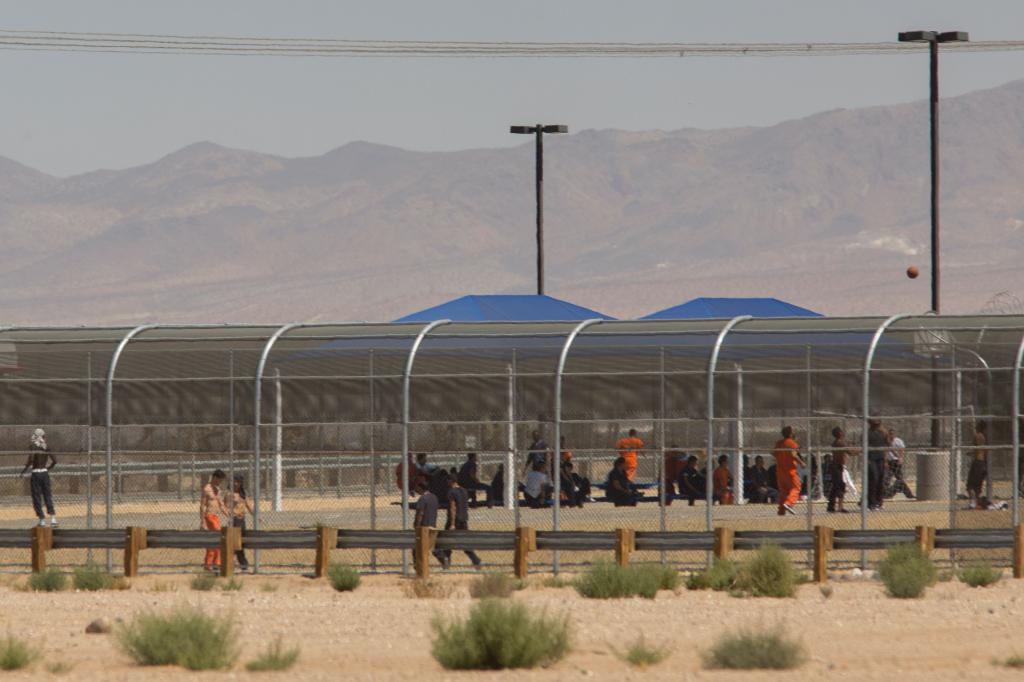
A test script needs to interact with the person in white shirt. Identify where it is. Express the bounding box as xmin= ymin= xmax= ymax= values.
xmin=885 ymin=428 xmax=915 ymax=499
xmin=522 ymin=460 xmax=552 ymax=508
